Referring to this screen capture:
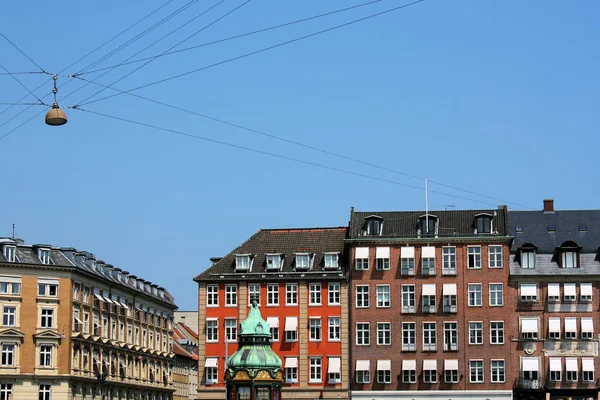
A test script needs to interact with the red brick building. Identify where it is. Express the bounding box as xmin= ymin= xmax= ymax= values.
xmin=508 ymin=200 xmax=600 ymax=400
xmin=348 ymin=207 xmax=513 ymax=400
xmin=193 ymin=227 xmax=349 ymax=400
